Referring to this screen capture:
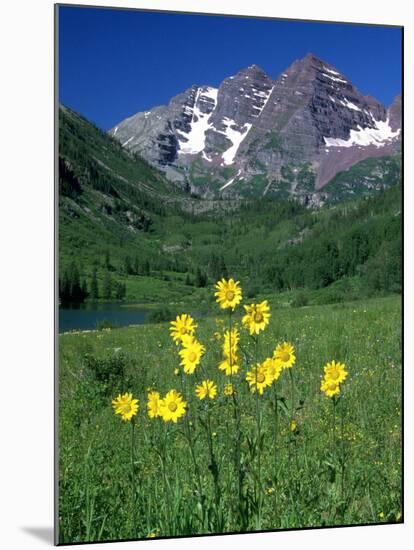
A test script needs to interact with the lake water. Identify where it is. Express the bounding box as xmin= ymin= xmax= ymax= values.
xmin=59 ymin=302 xmax=149 ymax=333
